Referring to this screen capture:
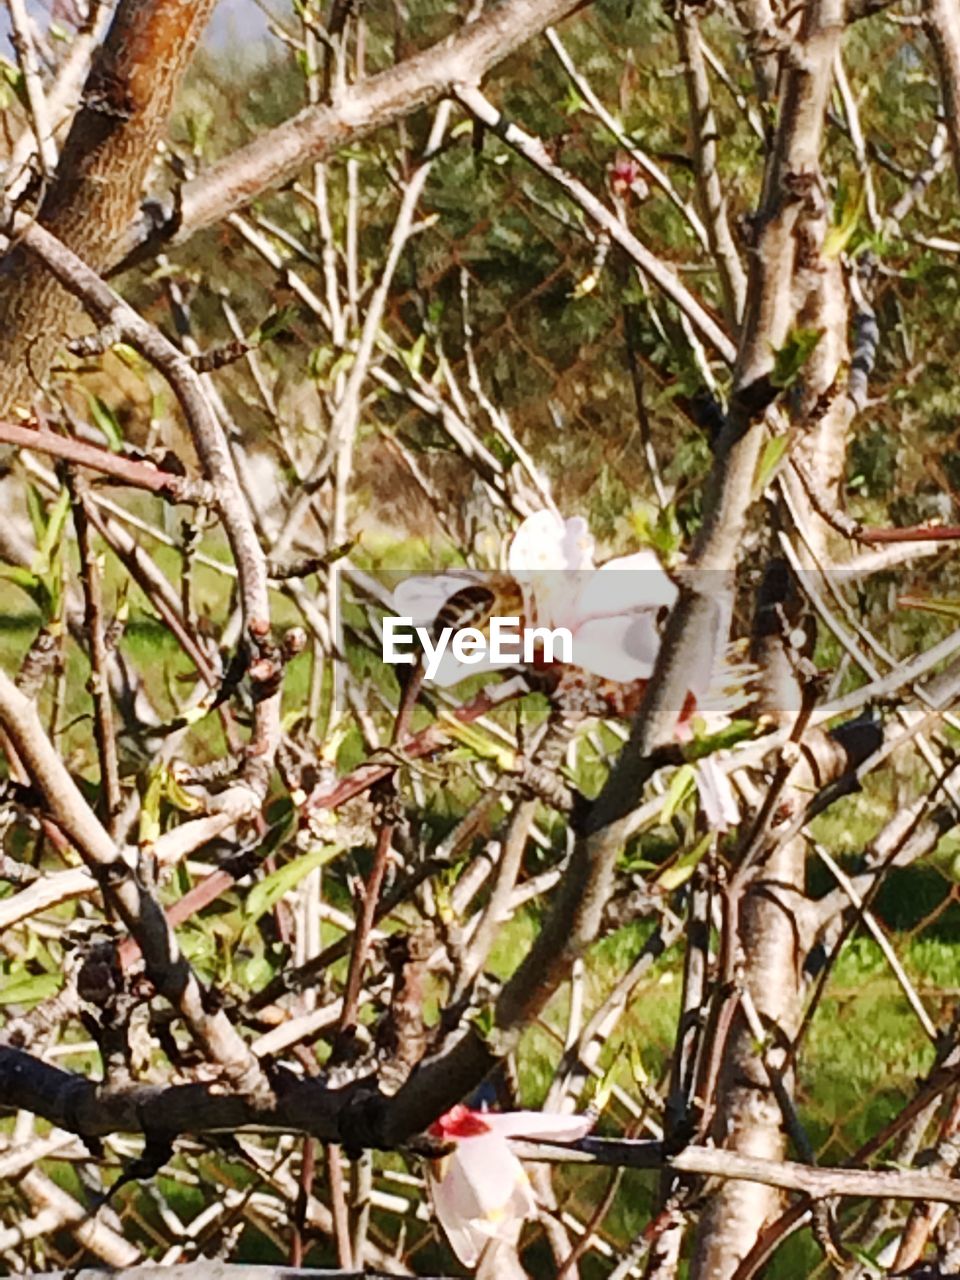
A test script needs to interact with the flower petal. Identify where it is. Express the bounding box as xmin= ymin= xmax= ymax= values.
xmin=696 ymin=757 xmax=740 ymax=832
xmin=428 ymin=1162 xmax=488 ymax=1266
xmin=558 ymin=516 xmax=596 ymax=571
xmin=569 ymin=551 xmax=678 ymax=625
xmin=570 ymin=614 xmax=662 ymax=681
xmin=423 ymin=649 xmax=504 ymax=687
xmin=686 ymin=593 xmax=733 ymax=703
xmin=428 ymin=1132 xmax=534 ymax=1264
xmin=508 ymin=509 xmax=570 ymax=573
xmin=481 ymin=1109 xmax=595 ymax=1143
